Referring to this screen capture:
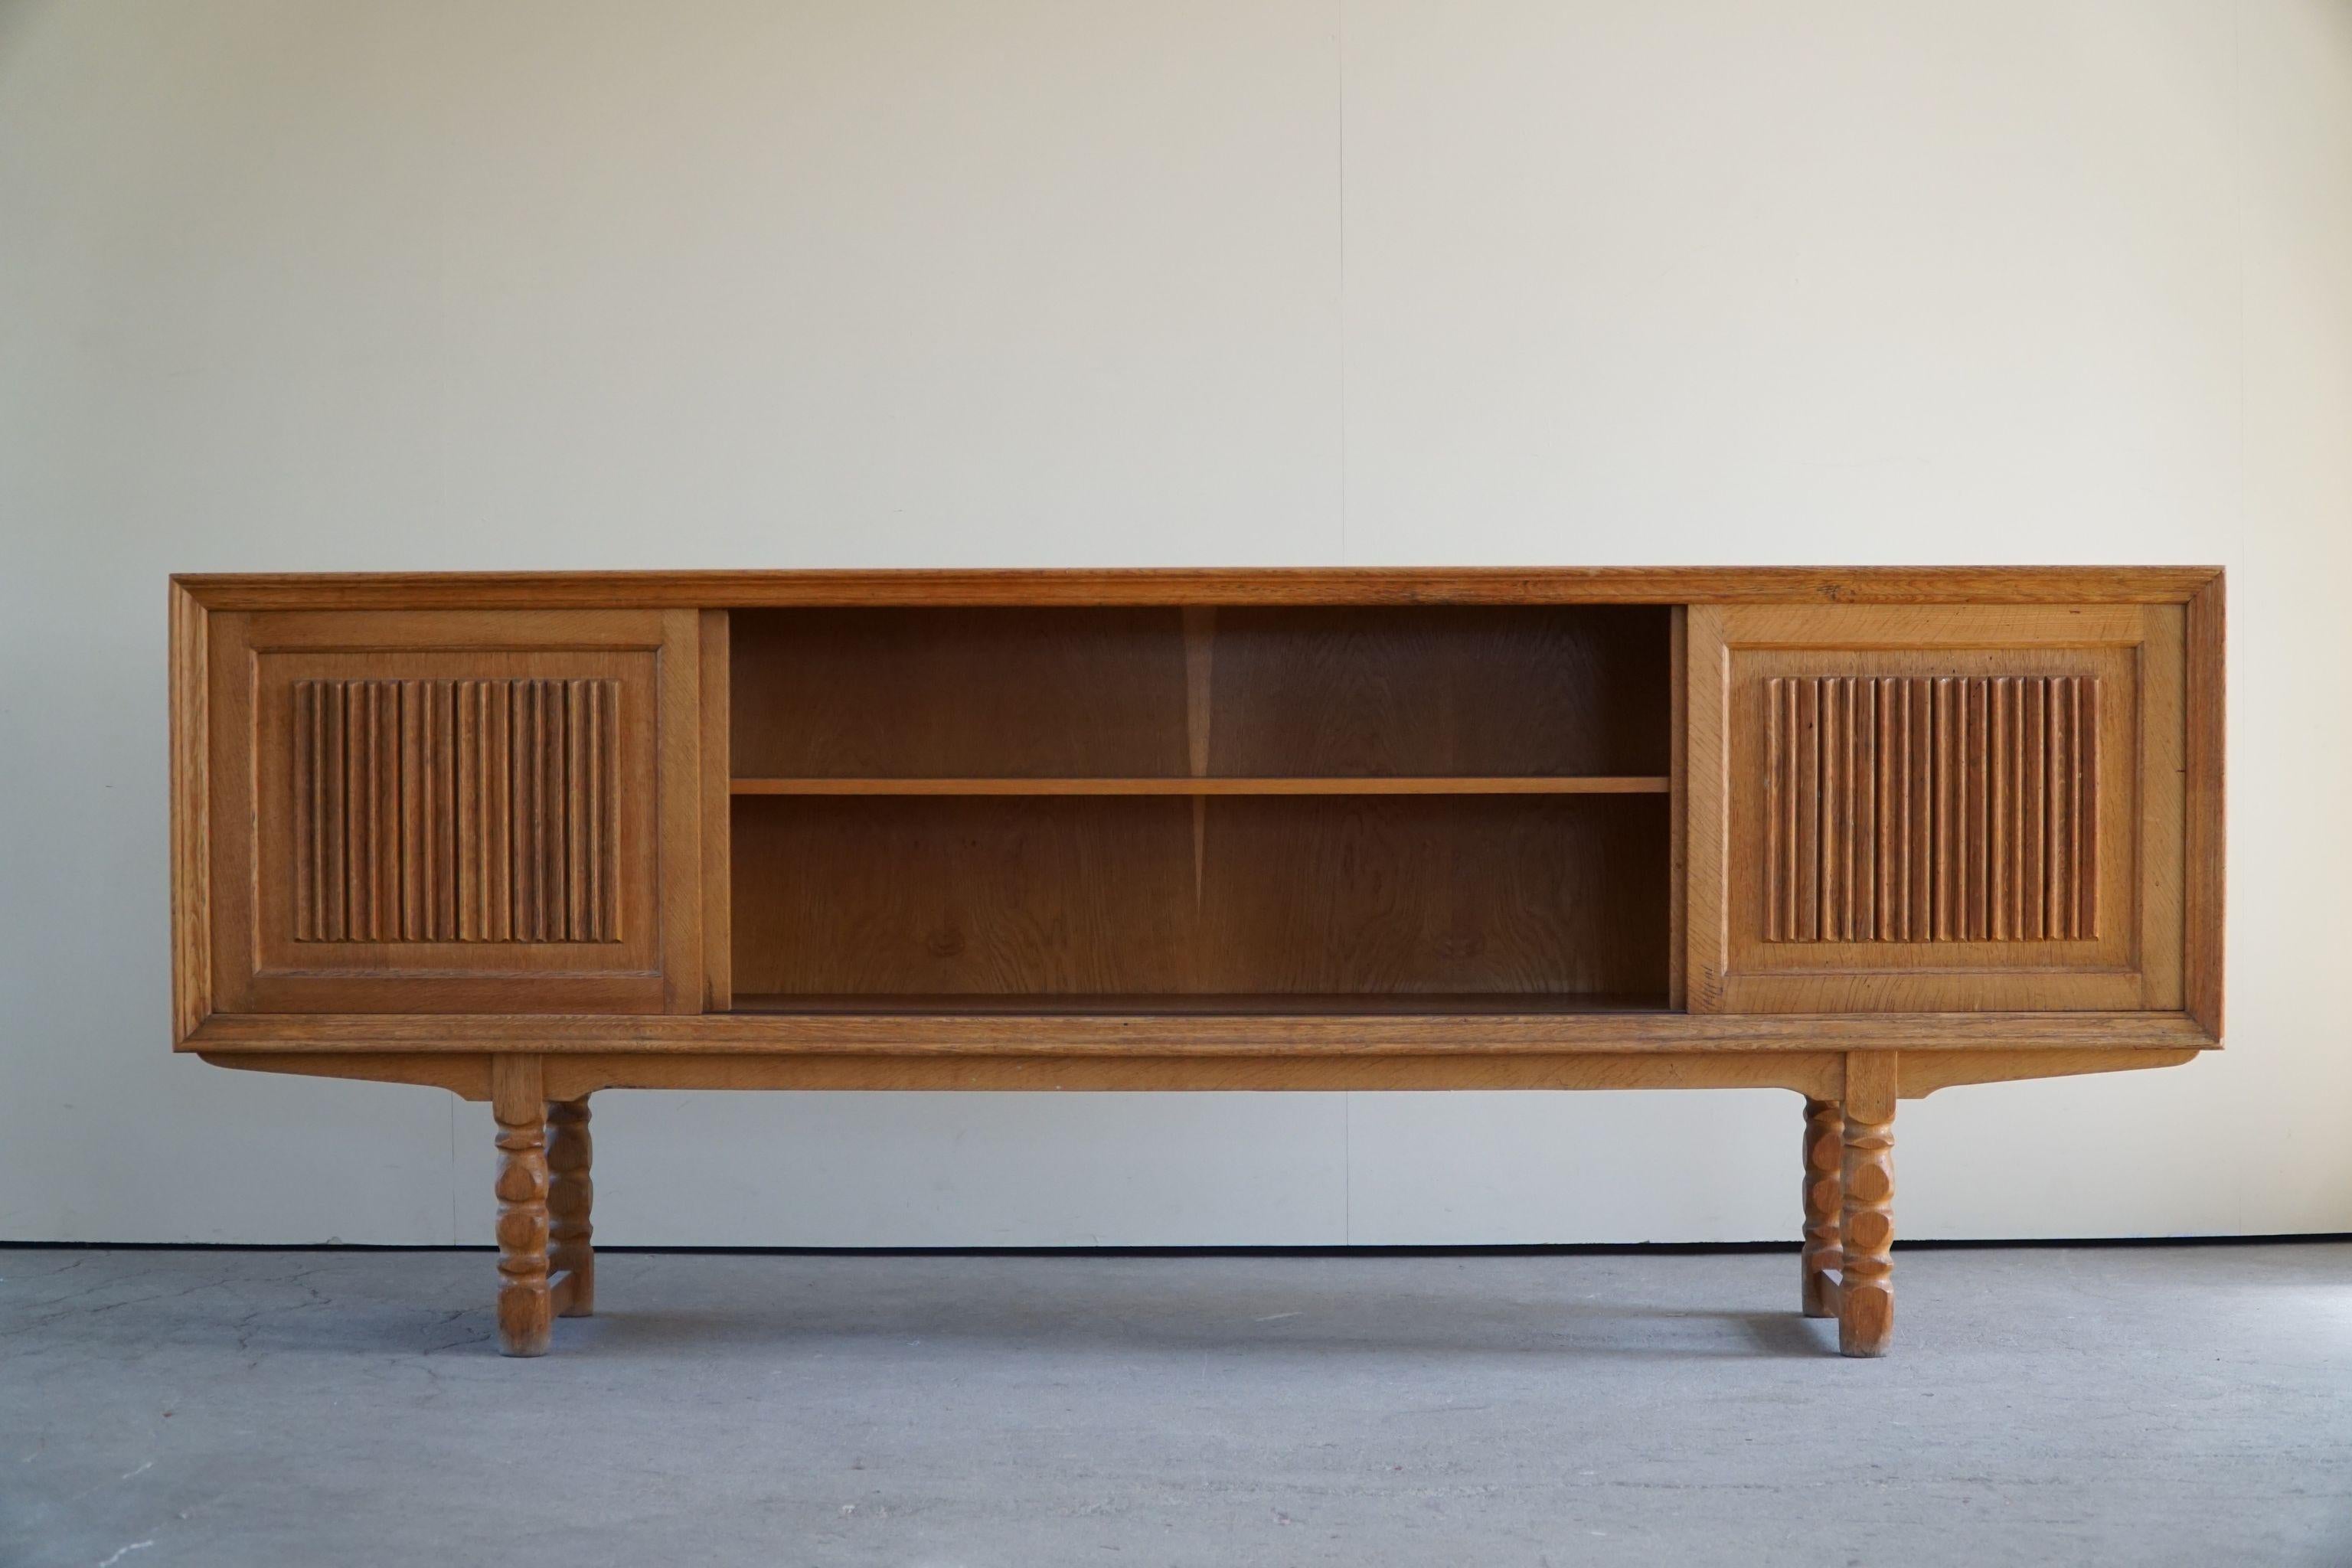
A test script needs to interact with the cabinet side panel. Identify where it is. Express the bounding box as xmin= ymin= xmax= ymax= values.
xmin=2137 ymin=609 xmax=2187 ymax=1012
xmin=2184 ymin=574 xmax=2225 ymax=1037
xmin=206 ymin=611 xmax=260 ymax=1015
xmin=170 ymin=580 xmax=211 ymax=1044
